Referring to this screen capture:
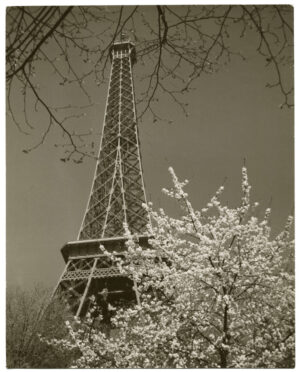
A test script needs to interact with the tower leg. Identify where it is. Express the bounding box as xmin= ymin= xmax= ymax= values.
xmin=133 ymin=280 xmax=141 ymax=306
xmin=76 ymin=258 xmax=98 ymax=317
xmin=50 ymin=259 xmax=71 ymax=301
